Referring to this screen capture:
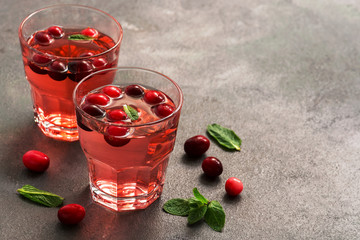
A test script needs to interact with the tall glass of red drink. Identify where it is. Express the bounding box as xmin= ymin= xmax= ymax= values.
xmin=19 ymin=5 xmax=123 ymax=141
xmin=73 ymin=67 xmax=183 ymax=211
